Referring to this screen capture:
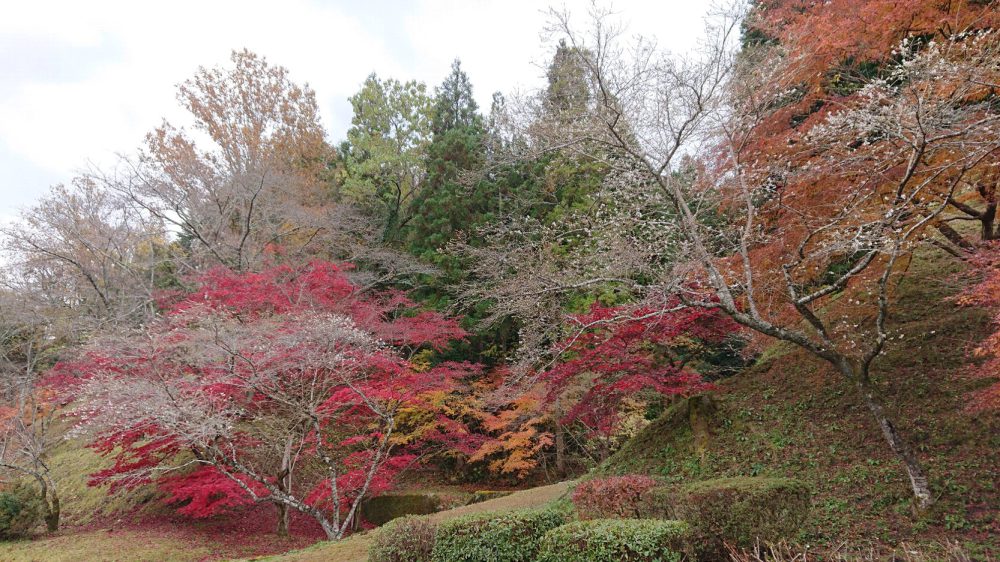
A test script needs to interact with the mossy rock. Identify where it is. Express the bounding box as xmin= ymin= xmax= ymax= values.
xmin=369 ymin=515 xmax=438 ymax=562
xmin=464 ymin=490 xmax=514 ymax=506
xmin=649 ymin=477 xmax=811 ymax=558
xmin=537 ymin=519 xmax=690 ymax=562
xmin=431 ymin=505 xmax=567 ymax=562
xmin=361 ymin=494 xmax=443 ymax=526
